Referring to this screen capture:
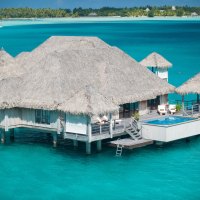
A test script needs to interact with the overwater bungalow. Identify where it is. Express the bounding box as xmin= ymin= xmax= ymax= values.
xmin=176 ymin=73 xmax=200 ymax=114
xmin=140 ymin=52 xmax=172 ymax=110
xmin=0 ymin=36 xmax=175 ymax=153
